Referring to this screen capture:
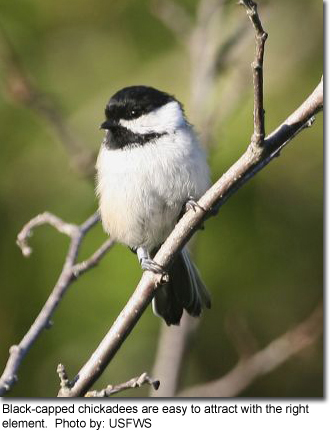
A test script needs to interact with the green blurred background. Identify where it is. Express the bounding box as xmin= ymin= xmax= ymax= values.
xmin=0 ymin=0 xmax=323 ymax=397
